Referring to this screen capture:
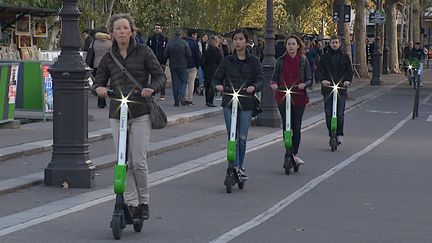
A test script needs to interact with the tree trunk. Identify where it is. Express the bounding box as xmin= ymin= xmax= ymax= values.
xmin=354 ymin=0 xmax=369 ymax=78
xmin=102 ymin=0 xmax=116 ymax=28
xmin=412 ymin=0 xmax=421 ymax=43
xmin=388 ymin=0 xmax=400 ymax=73
xmin=399 ymin=2 xmax=405 ymax=61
